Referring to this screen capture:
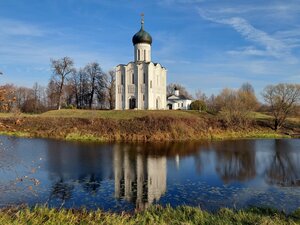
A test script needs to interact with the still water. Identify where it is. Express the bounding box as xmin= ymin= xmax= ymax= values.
xmin=0 ymin=136 xmax=299 ymax=212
